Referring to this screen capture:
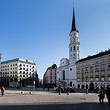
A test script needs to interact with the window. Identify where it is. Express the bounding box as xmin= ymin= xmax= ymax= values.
xmin=63 ymin=70 xmax=65 ymax=80
xmin=10 ymin=78 xmax=13 ymax=82
xmin=108 ymin=77 xmax=110 ymax=81
xmin=70 ymin=82 xmax=72 ymax=87
xmin=14 ymin=78 xmax=17 ymax=82
xmin=70 ymin=47 xmax=72 ymax=51
xmin=95 ymin=65 xmax=99 ymax=69
xmin=95 ymin=72 xmax=99 ymax=75
xmin=81 ymin=68 xmax=84 ymax=72
xmin=90 ymin=78 xmax=93 ymax=81
xmin=107 ymin=70 xmax=110 ymax=75
xmin=107 ymin=64 xmax=110 ymax=68
xmin=108 ymin=58 xmax=110 ymax=62
xmin=85 ymin=67 xmax=88 ymax=72
xmin=101 ymin=78 xmax=104 ymax=81
xmin=100 ymin=59 xmax=104 ymax=63
xmin=74 ymin=46 xmax=75 ymax=50
xmin=101 ymin=64 xmax=105 ymax=69
xmin=96 ymin=60 xmax=99 ymax=64
xmin=101 ymin=71 xmax=105 ymax=75
xmin=70 ymin=68 xmax=72 ymax=71
xmin=77 ymin=46 xmax=79 ymax=50
xmin=96 ymin=78 xmax=99 ymax=82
